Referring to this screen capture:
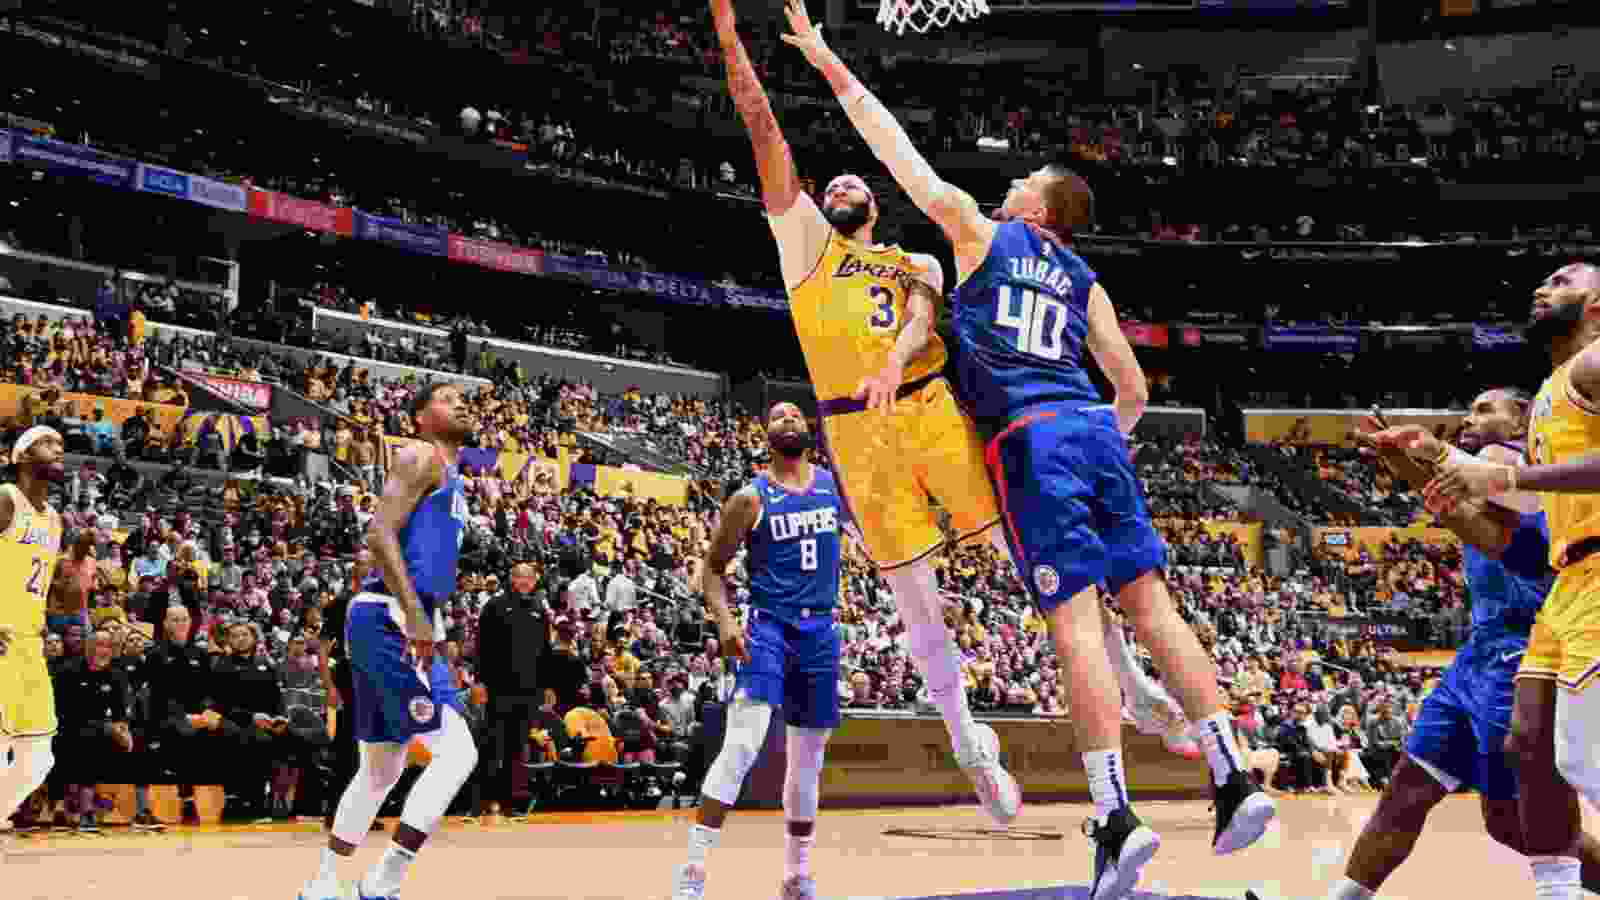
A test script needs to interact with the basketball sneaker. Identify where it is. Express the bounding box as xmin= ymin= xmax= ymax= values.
xmin=1122 ymin=690 xmax=1202 ymax=760
xmin=671 ymin=863 xmax=707 ymax=899
xmin=1211 ymin=770 xmax=1276 ymax=855
xmin=297 ymin=880 xmax=348 ymax=900
xmin=1084 ymin=806 xmax=1160 ymax=900
xmin=779 ymin=874 xmax=818 ymax=899
xmin=956 ymin=723 xmax=1022 ymax=824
